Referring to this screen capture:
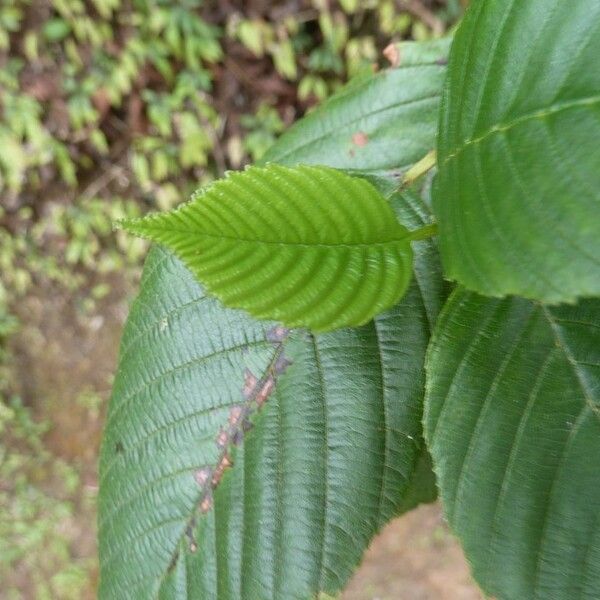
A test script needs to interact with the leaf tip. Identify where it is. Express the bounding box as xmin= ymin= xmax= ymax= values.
xmin=114 ymin=216 xmax=147 ymax=237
